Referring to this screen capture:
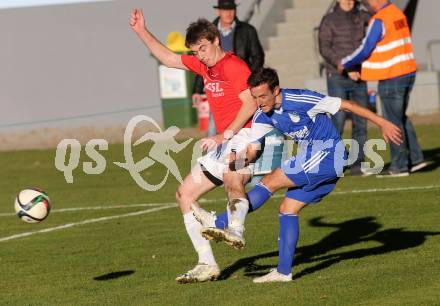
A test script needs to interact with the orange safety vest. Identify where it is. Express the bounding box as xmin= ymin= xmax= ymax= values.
xmin=361 ymin=3 xmax=417 ymax=81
